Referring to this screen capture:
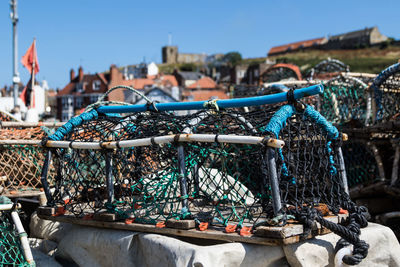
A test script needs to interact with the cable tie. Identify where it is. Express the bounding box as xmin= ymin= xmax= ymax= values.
xmin=150 ymin=137 xmax=157 ymax=146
